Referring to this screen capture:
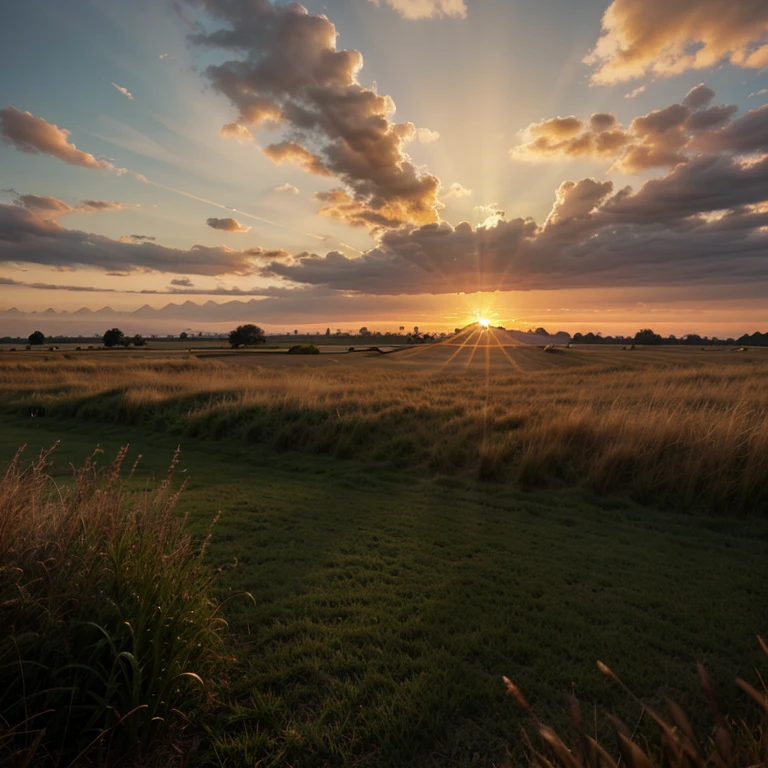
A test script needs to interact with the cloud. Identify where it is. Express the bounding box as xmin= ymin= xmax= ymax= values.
xmin=120 ymin=233 xmax=157 ymax=243
xmin=511 ymin=114 xmax=632 ymax=163
xmin=183 ymin=0 xmax=442 ymax=230
xmin=0 ymin=203 xmax=267 ymax=276
xmin=682 ymin=83 xmax=715 ymax=110
xmin=169 ymin=277 xmax=194 ymax=287
xmin=416 ymin=127 xmax=440 ymax=144
xmin=206 ymin=216 xmax=251 ymax=232
xmin=220 ymin=122 xmax=254 ymax=141
xmin=263 ymin=142 xmax=332 ymax=176
xmin=0 ymin=107 xmax=112 ymax=169
xmin=367 ymin=0 xmax=467 ymax=20
xmin=748 ymin=88 xmax=768 ymax=99
xmin=110 ymin=82 xmax=134 ymax=100
xmin=15 ymin=194 xmax=132 ymax=217
xmin=693 ymin=103 xmax=768 ymax=152
xmin=625 ymin=85 xmax=646 ymax=99
xmin=274 ymin=183 xmax=300 ymax=194
xmin=584 ymin=0 xmax=768 ymax=84
xmin=442 ymin=182 xmax=473 ymax=198
xmin=510 ymin=87 xmax=753 ymax=173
